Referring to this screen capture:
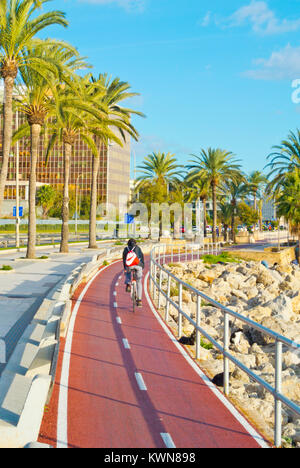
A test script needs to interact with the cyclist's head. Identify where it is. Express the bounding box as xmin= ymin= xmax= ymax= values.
xmin=128 ymin=238 xmax=136 ymax=250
